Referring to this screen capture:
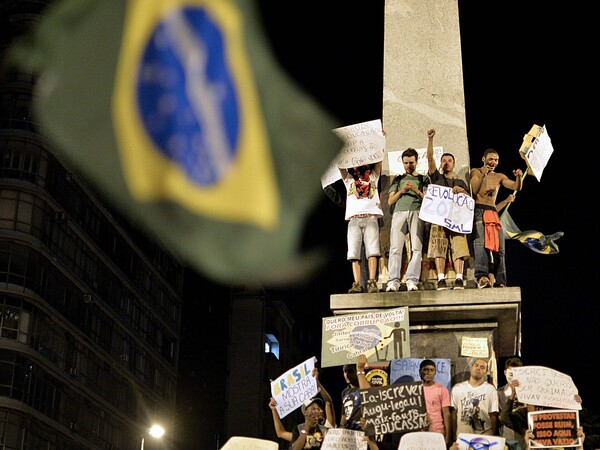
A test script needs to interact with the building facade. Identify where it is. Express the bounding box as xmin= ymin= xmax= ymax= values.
xmin=0 ymin=1 xmax=184 ymax=448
